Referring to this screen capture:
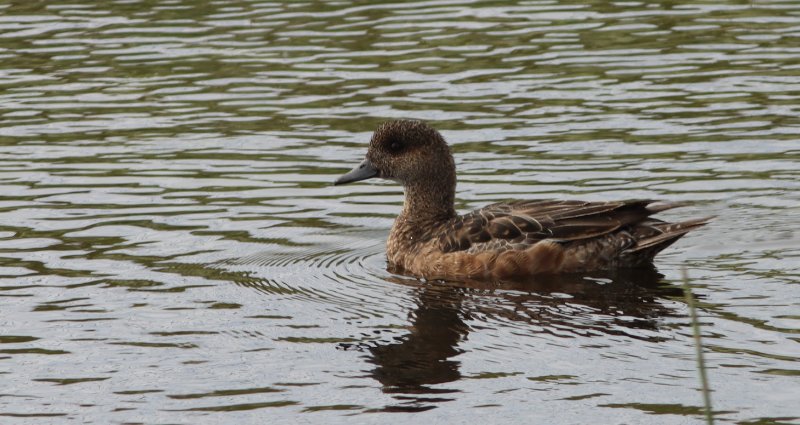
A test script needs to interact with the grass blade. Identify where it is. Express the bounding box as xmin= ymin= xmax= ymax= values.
xmin=681 ymin=267 xmax=714 ymax=425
